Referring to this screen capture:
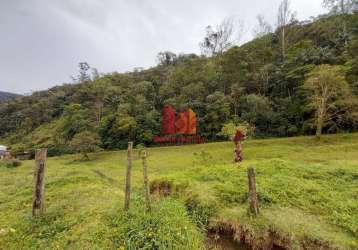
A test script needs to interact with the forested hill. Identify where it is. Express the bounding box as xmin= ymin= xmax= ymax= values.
xmin=0 ymin=12 xmax=357 ymax=156
xmin=0 ymin=91 xmax=20 ymax=102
